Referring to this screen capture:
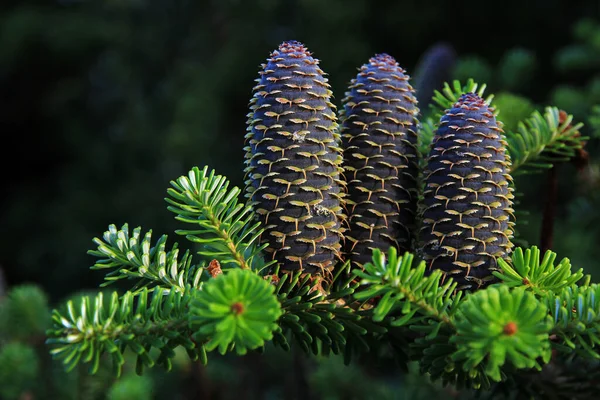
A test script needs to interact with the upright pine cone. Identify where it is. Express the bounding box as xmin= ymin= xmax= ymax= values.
xmin=341 ymin=54 xmax=419 ymax=269
xmin=413 ymin=43 xmax=456 ymax=109
xmin=244 ymin=41 xmax=344 ymax=276
xmin=419 ymin=93 xmax=514 ymax=291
